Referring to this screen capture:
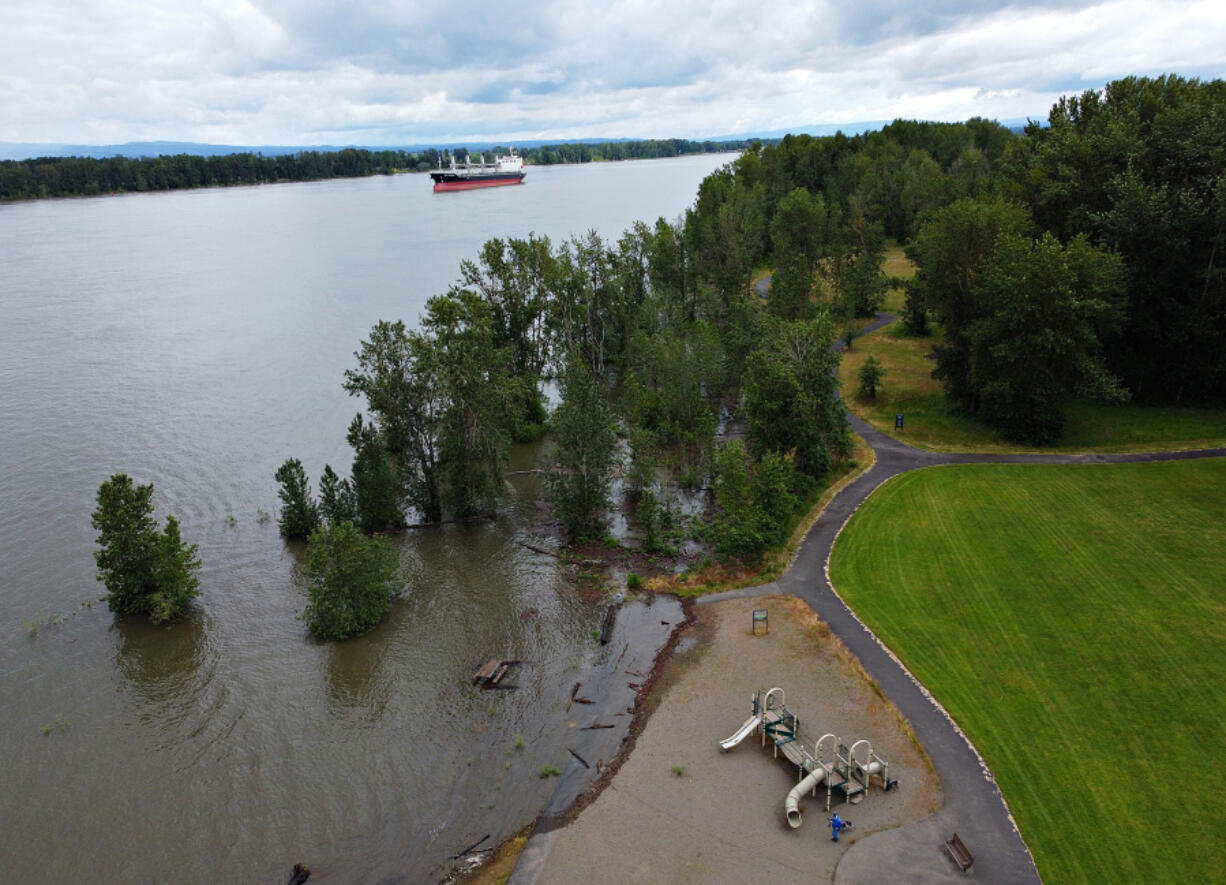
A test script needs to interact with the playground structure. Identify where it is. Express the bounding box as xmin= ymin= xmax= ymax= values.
xmin=720 ymin=687 xmax=894 ymax=828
